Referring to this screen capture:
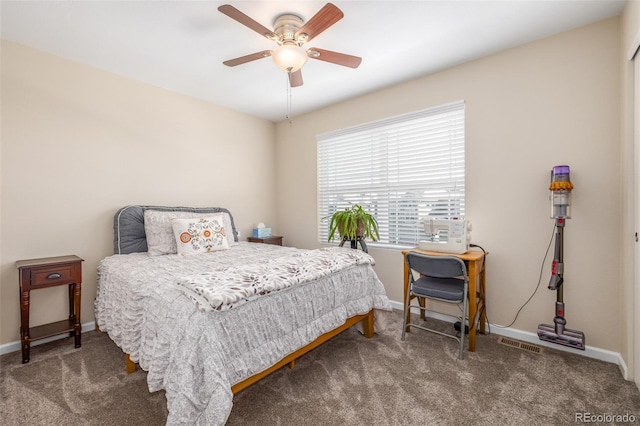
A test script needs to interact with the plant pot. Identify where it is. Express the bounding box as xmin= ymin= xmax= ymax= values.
xmin=338 ymin=220 xmax=365 ymax=240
